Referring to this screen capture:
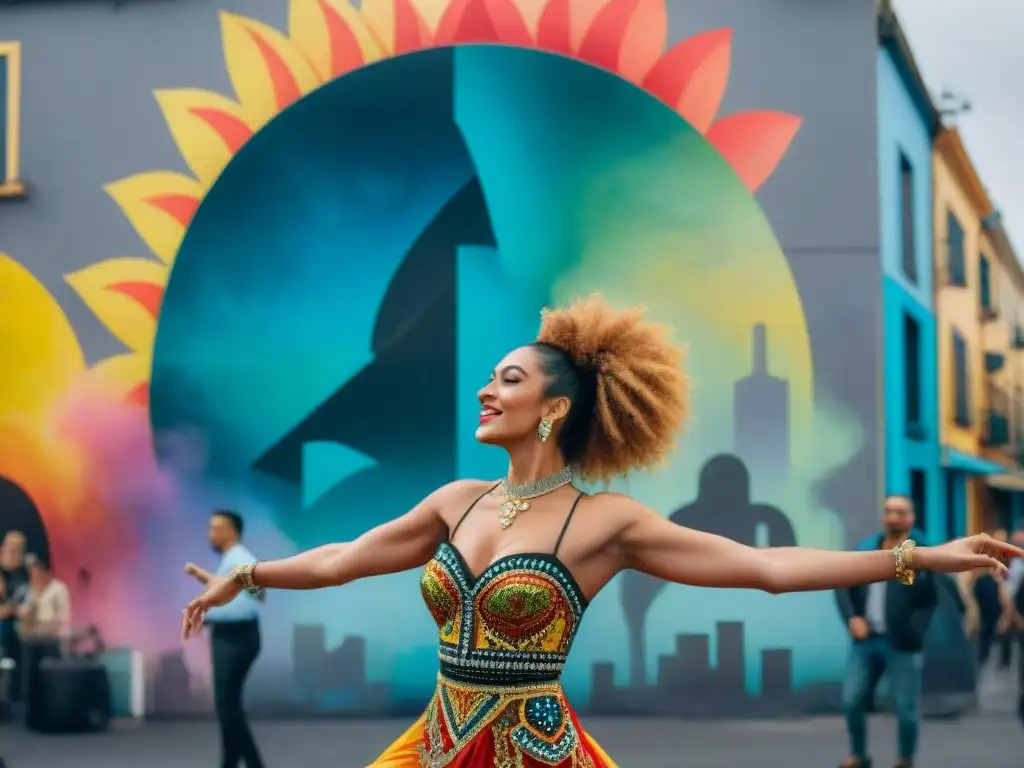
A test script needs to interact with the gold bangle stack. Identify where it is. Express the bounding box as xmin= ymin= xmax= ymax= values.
xmin=893 ymin=540 xmax=916 ymax=586
xmin=232 ymin=562 xmax=261 ymax=594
